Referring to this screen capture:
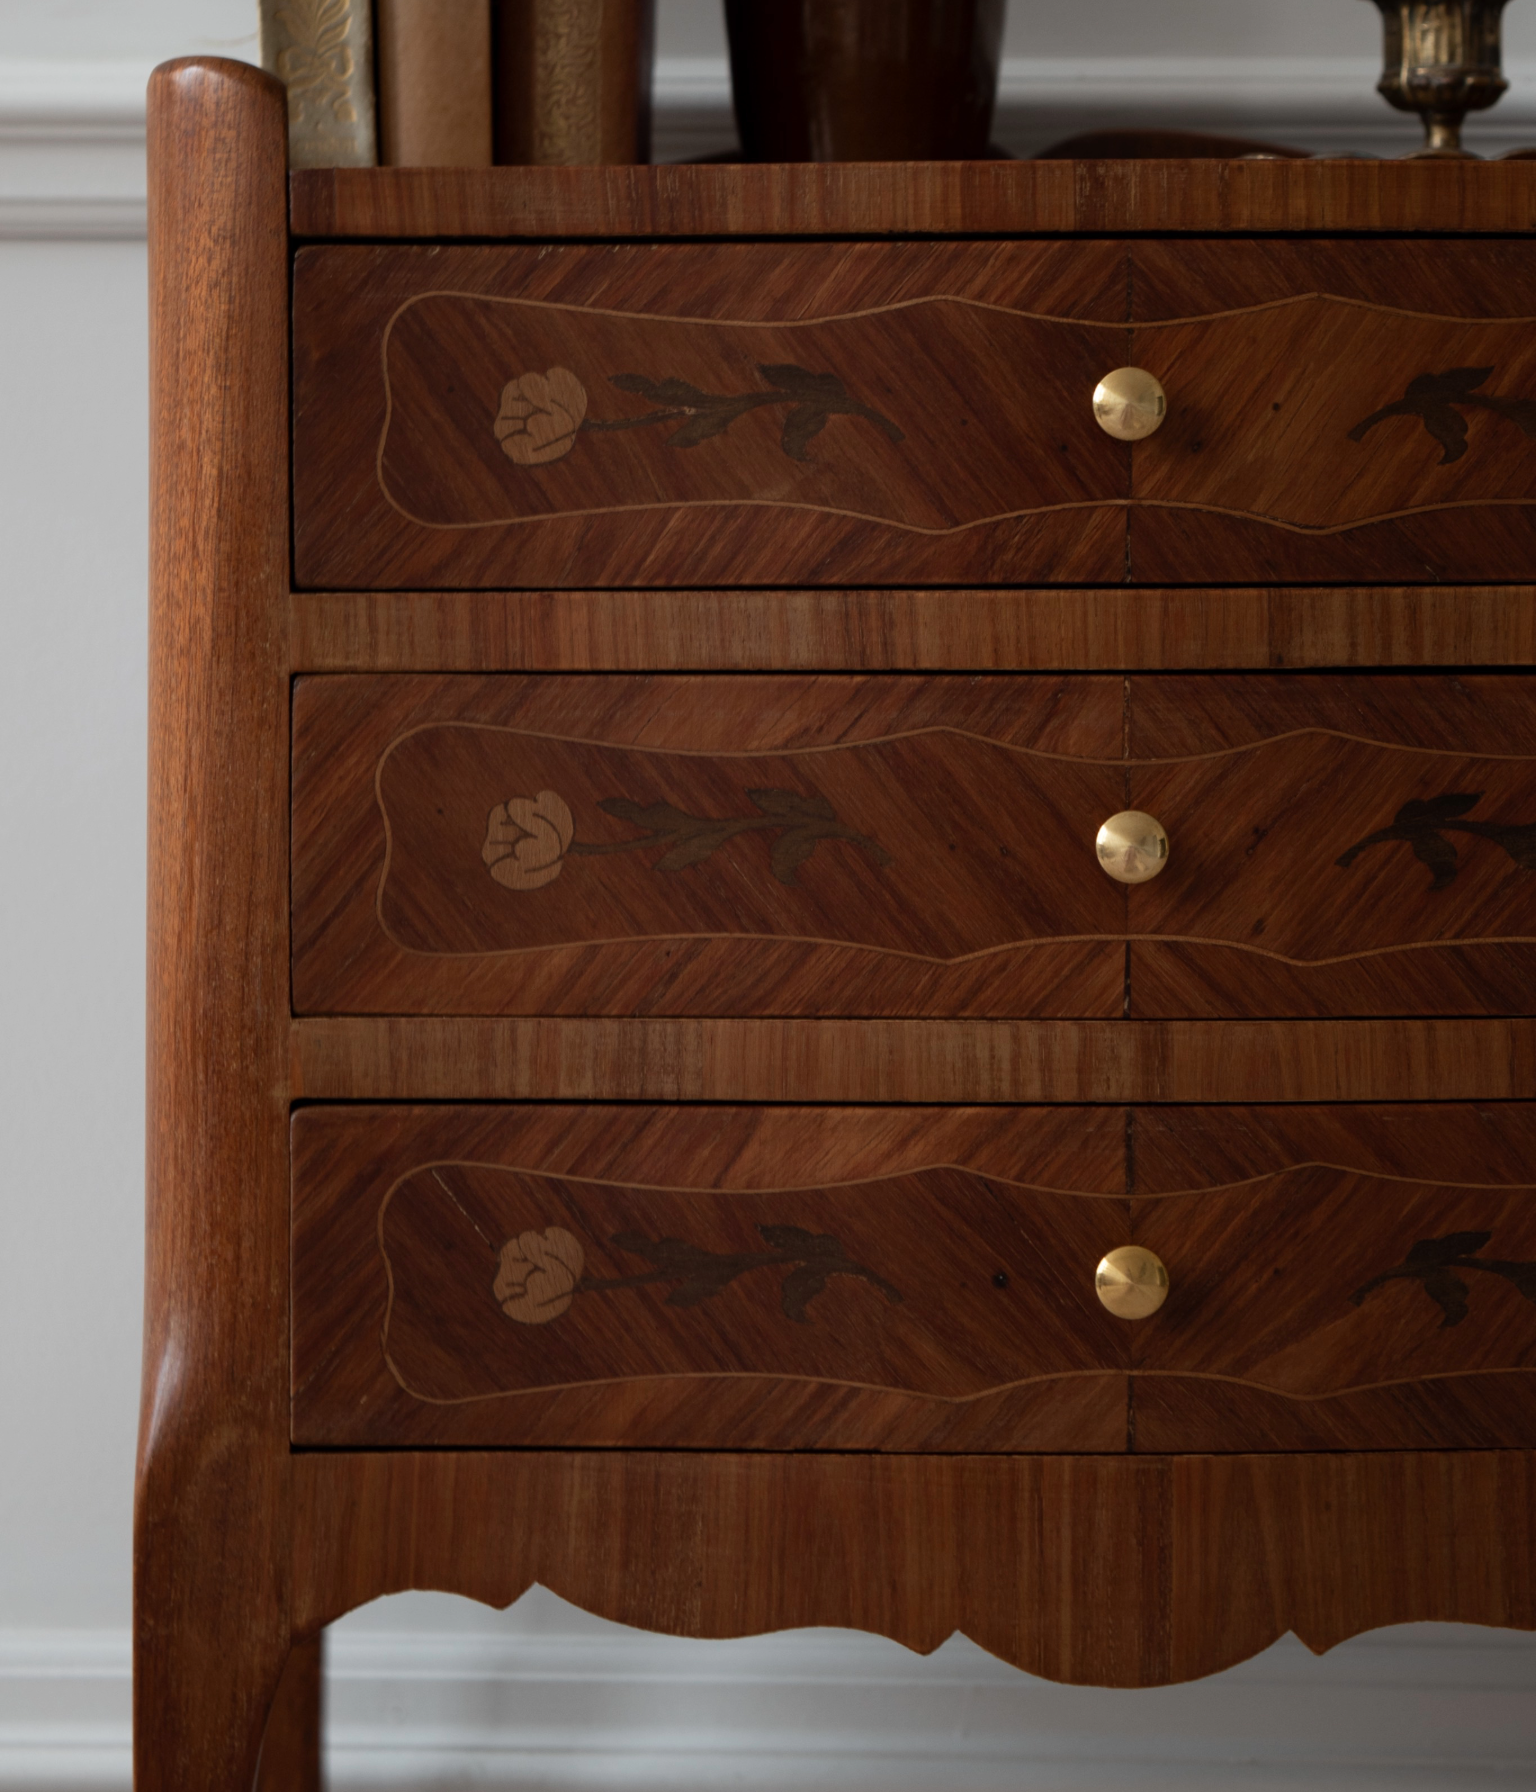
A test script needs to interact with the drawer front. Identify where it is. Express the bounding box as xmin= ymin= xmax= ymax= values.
xmin=1130 ymin=1104 xmax=1536 ymax=1451
xmin=293 ymin=673 xmax=1536 ymax=1019
xmin=290 ymin=1103 xmax=1536 ymax=1452
xmin=291 ymin=1104 xmax=1132 ymax=1451
xmin=1127 ymin=239 xmax=1536 ymax=582
xmin=291 ymin=672 xmax=1130 ymax=1018
xmin=1126 ymin=674 xmax=1536 ymax=1017
xmin=292 ymin=240 xmax=1129 ymax=589
xmin=291 ymin=239 xmax=1536 ymax=589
